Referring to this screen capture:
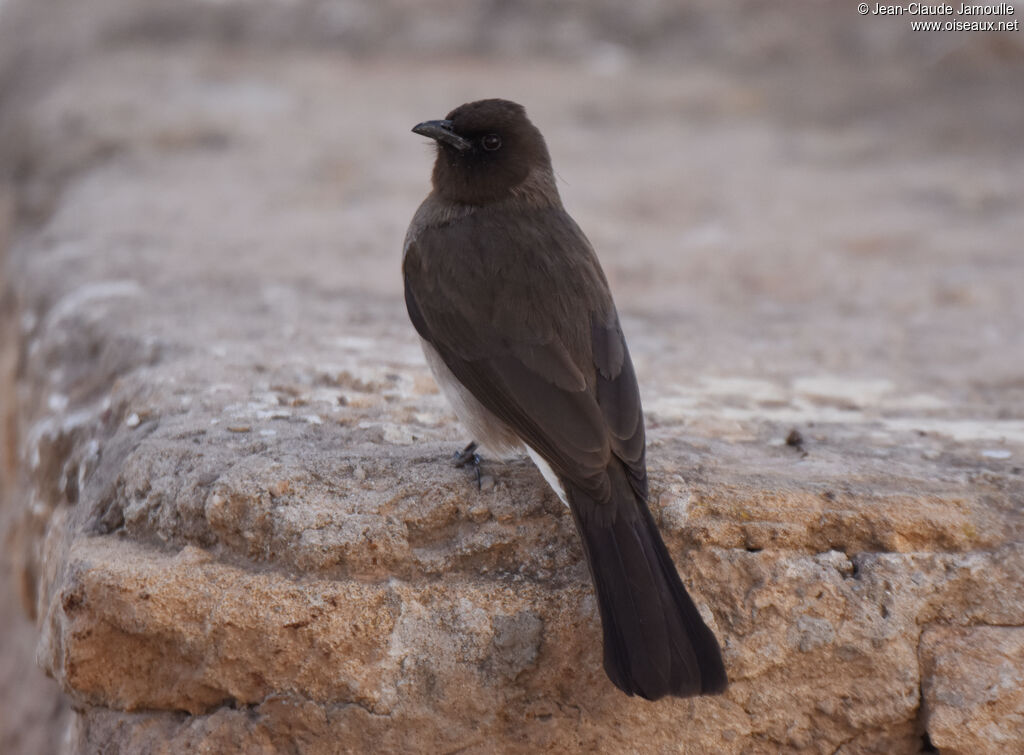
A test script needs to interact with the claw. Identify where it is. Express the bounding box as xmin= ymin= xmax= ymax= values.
xmin=453 ymin=441 xmax=479 ymax=467
xmin=453 ymin=441 xmax=483 ymax=489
